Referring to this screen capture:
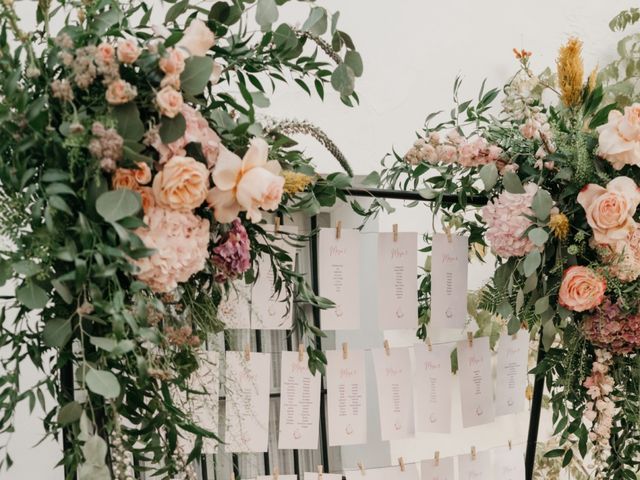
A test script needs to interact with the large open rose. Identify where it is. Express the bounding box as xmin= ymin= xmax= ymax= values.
xmin=558 ymin=266 xmax=606 ymax=312
xmin=597 ymin=104 xmax=640 ymax=169
xmin=176 ymin=19 xmax=215 ymax=57
xmin=577 ymin=176 xmax=640 ymax=246
xmin=207 ymin=138 xmax=284 ymax=223
xmin=152 ymin=156 xmax=209 ymax=211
